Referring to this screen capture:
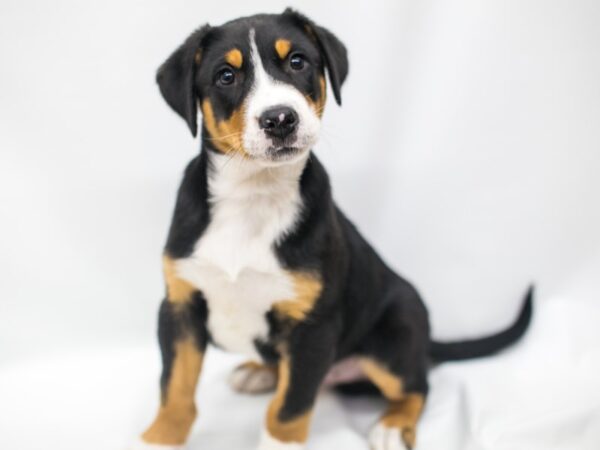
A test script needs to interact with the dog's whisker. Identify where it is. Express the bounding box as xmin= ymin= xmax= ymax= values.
xmin=206 ymin=131 xmax=244 ymax=141
xmin=220 ymin=149 xmax=242 ymax=169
